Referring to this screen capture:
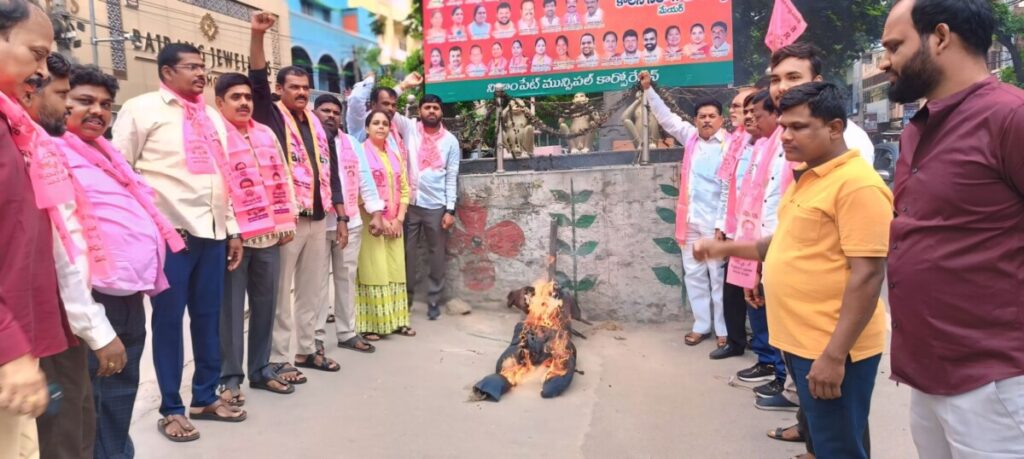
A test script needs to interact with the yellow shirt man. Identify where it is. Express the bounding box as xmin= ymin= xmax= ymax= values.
xmin=762 ymin=149 xmax=892 ymax=361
